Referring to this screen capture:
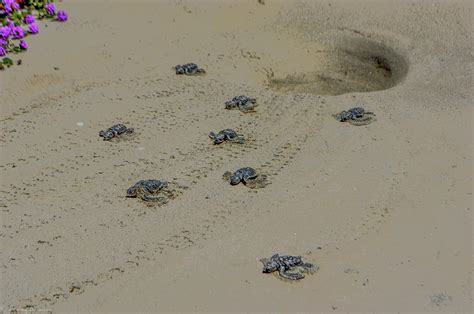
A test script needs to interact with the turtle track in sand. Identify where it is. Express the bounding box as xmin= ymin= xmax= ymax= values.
xmin=1 ymin=10 xmax=410 ymax=308
xmin=0 ymin=66 xmax=327 ymax=308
